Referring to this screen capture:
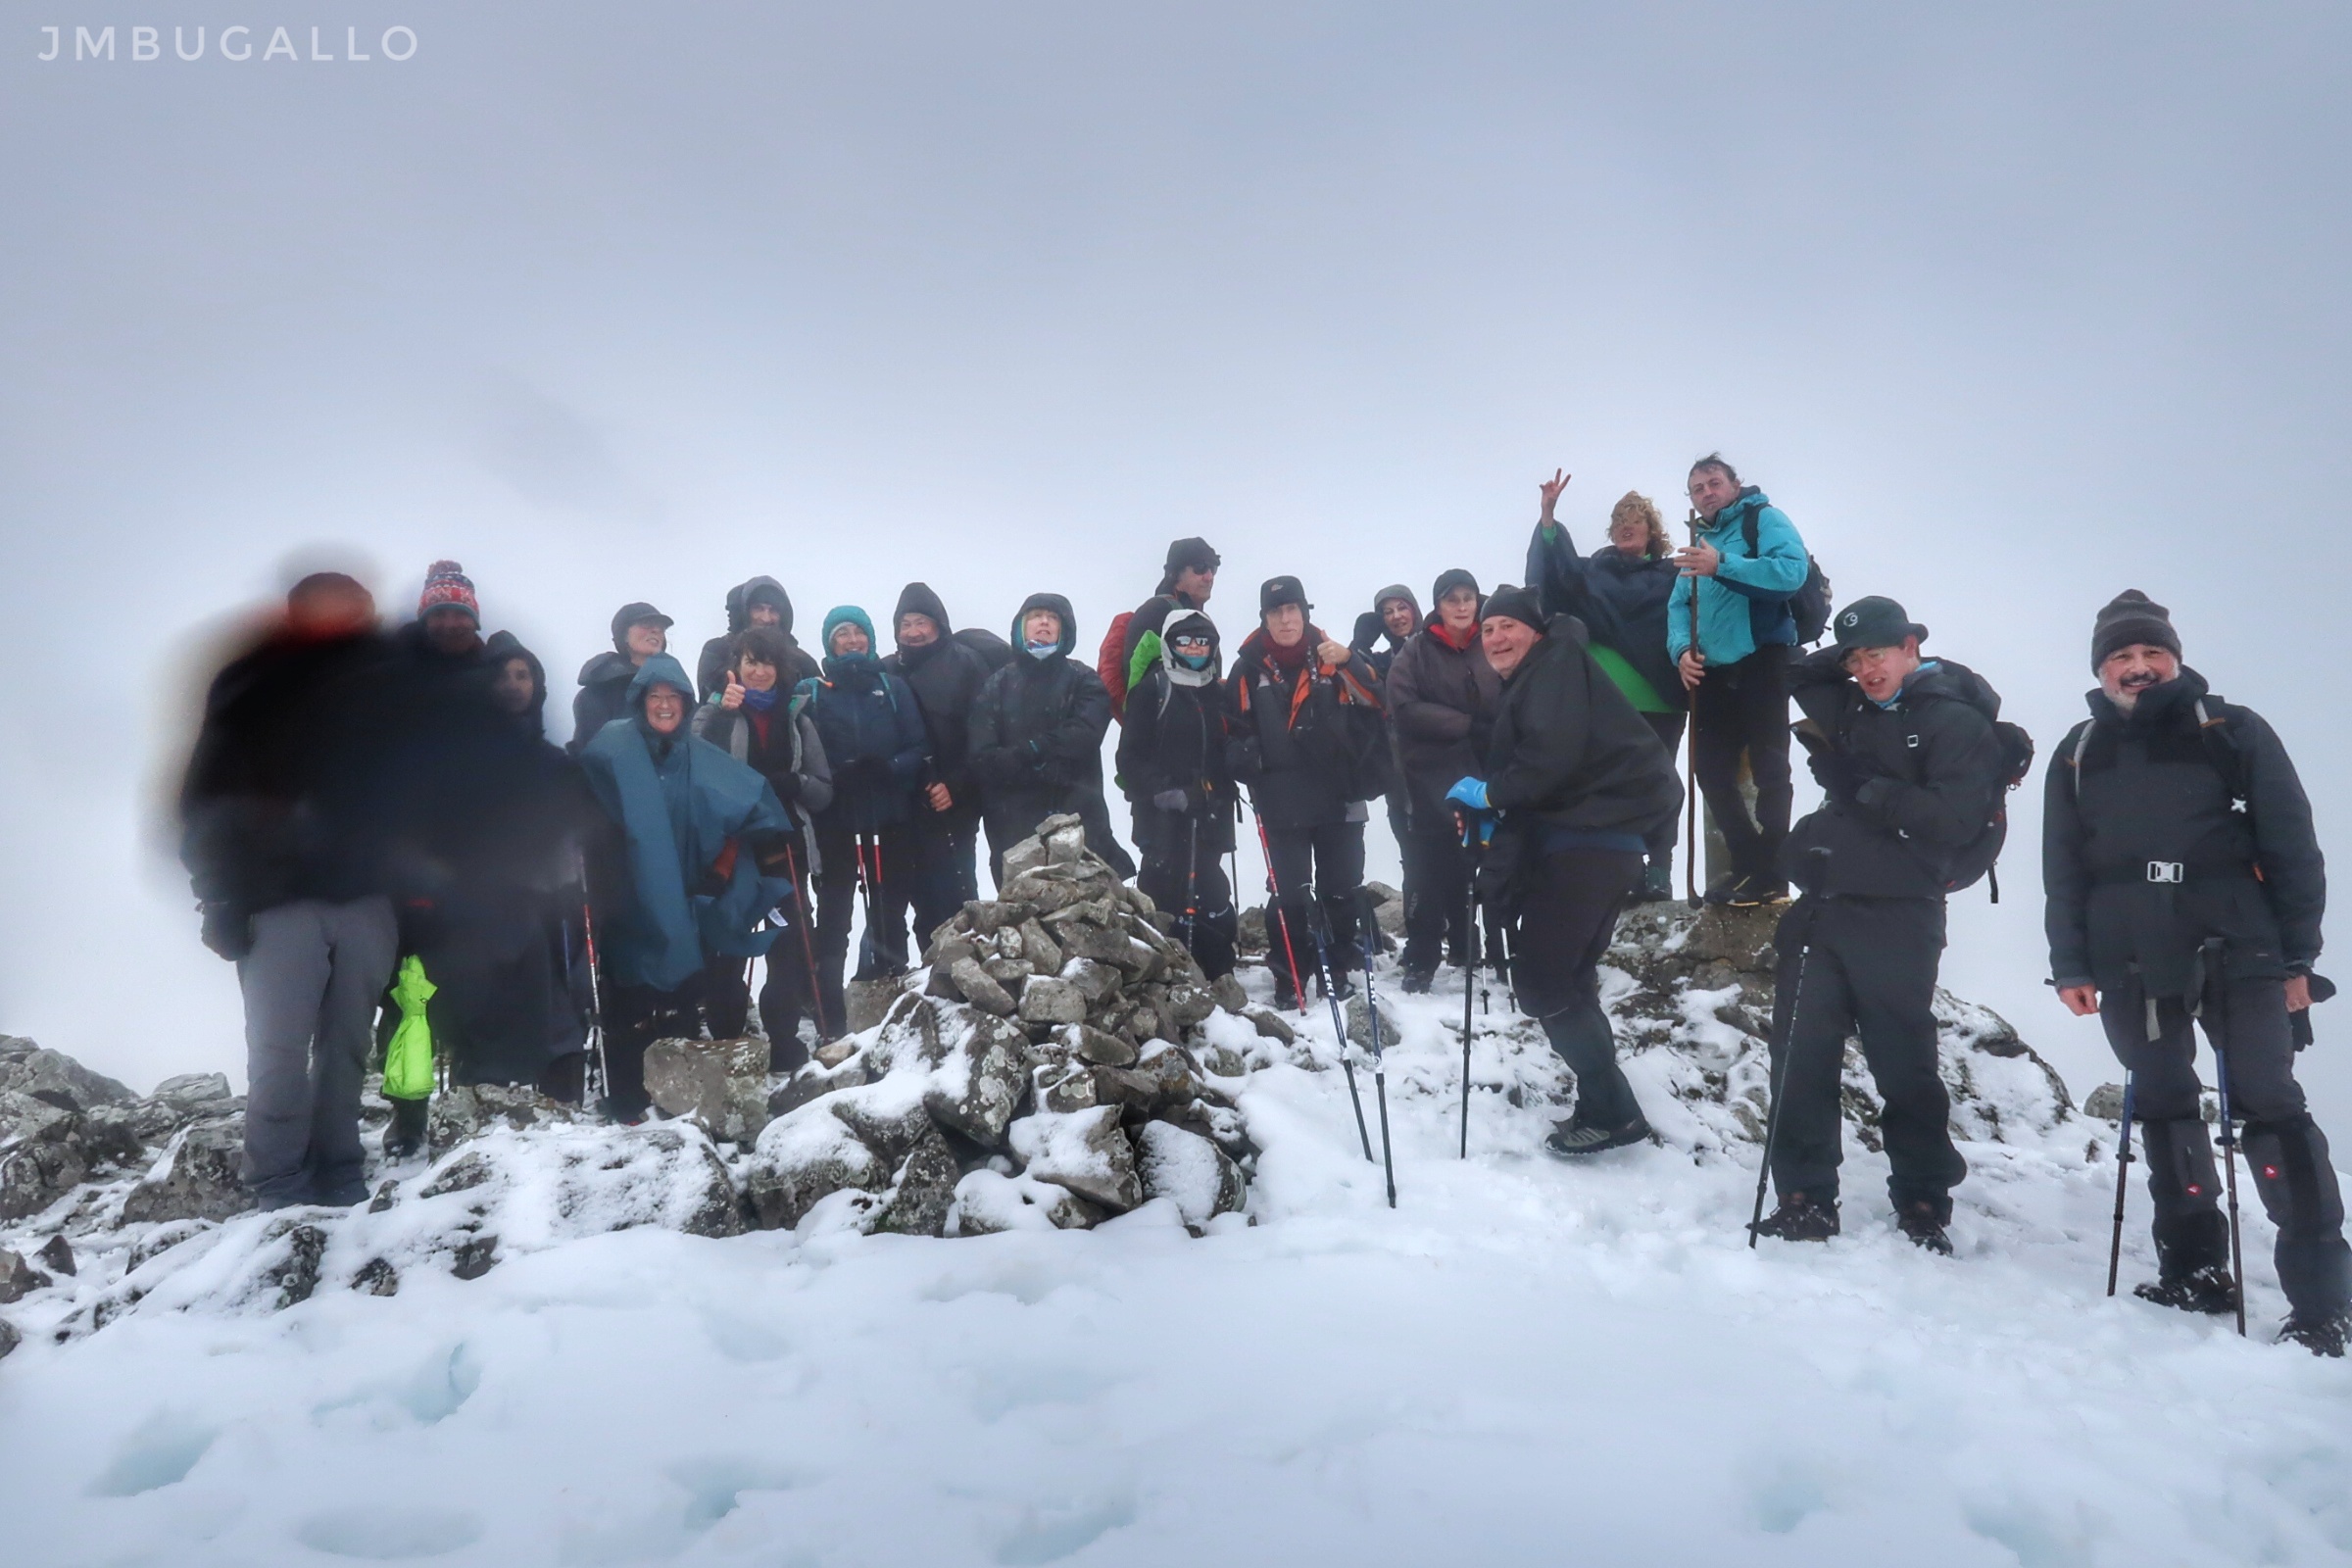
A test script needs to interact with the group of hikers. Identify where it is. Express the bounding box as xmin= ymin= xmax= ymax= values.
xmin=174 ymin=453 xmax=2347 ymax=1354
